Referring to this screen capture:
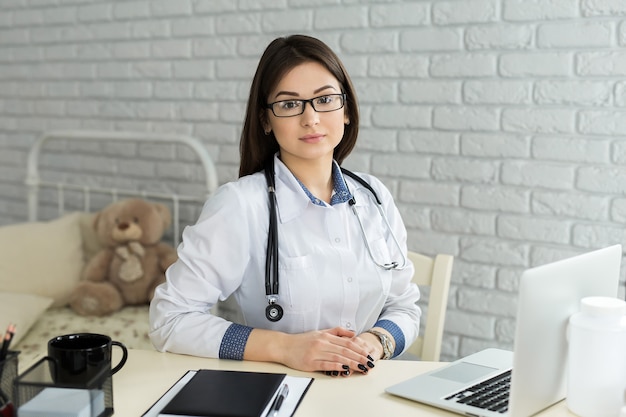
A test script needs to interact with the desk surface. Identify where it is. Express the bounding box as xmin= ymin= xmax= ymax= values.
xmin=113 ymin=349 xmax=575 ymax=417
